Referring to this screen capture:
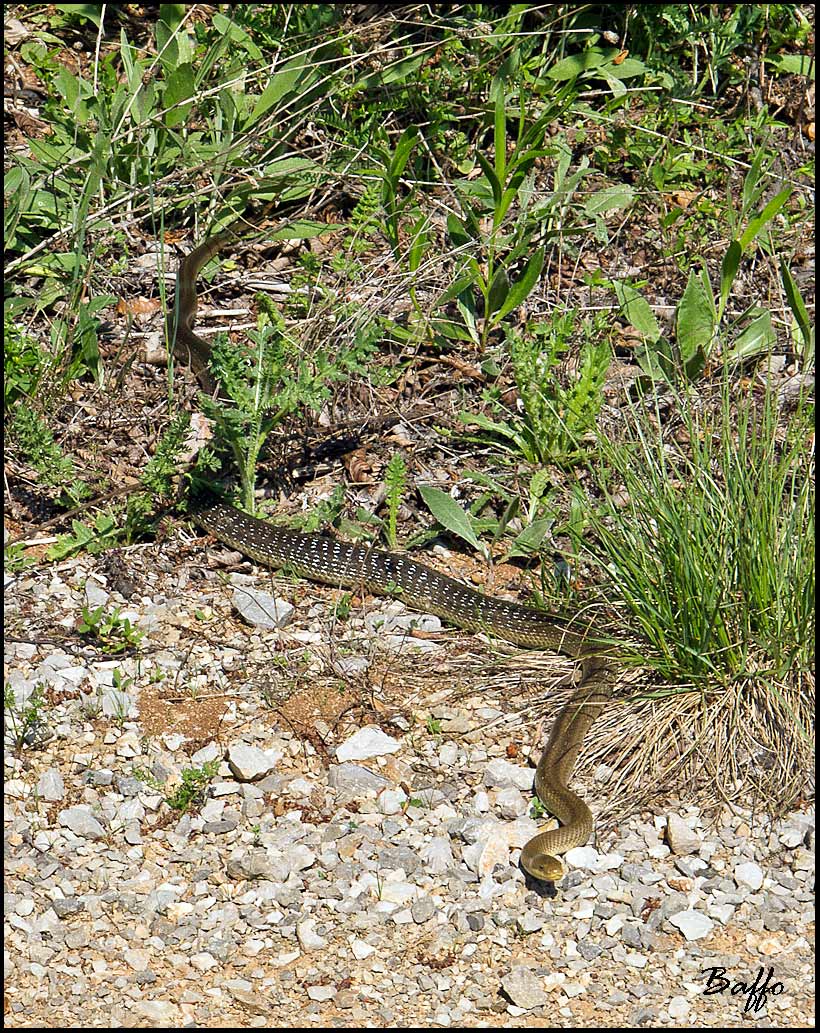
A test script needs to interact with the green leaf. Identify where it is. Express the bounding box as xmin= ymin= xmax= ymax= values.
xmin=163 ymin=63 xmax=196 ymax=127
xmin=486 ymin=267 xmax=510 ymax=317
xmin=436 ymin=272 xmax=476 ymax=309
xmin=614 ymin=282 xmax=661 ymax=341
xmin=431 ymin=319 xmax=476 ymax=343
xmin=387 ymin=126 xmax=420 ymax=183
xmin=459 ymin=410 xmax=528 ymax=450
xmin=779 ymin=258 xmax=813 ymax=357
xmin=547 ymin=48 xmax=610 ymax=81
xmin=738 ymin=189 xmax=792 ymax=252
xmin=476 ymin=152 xmax=502 ymax=209
xmin=418 ymin=486 xmax=484 ymax=555
xmin=250 ymin=57 xmax=309 ymax=124
xmin=765 ymin=53 xmax=816 ymax=79
xmin=270 ymin=219 xmax=337 ymax=240
xmin=496 ymin=248 xmax=545 ymax=320
xmin=447 ymin=214 xmax=473 ymax=249
xmin=677 ymin=269 xmax=716 ymax=364
xmin=634 ymin=337 xmax=675 ymax=382
xmin=493 ymin=82 xmax=507 ymax=185
xmin=408 ymin=212 xmax=430 ymax=274
xmin=504 ymin=516 xmax=553 ymax=561
xmin=55 ymin=4 xmax=103 ymax=27
xmin=584 ymin=185 xmax=634 ymax=216
xmin=595 ymin=57 xmax=648 ymax=81
xmin=719 ymin=240 xmax=742 ymax=320
xmin=725 ymin=311 xmax=776 ymax=362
